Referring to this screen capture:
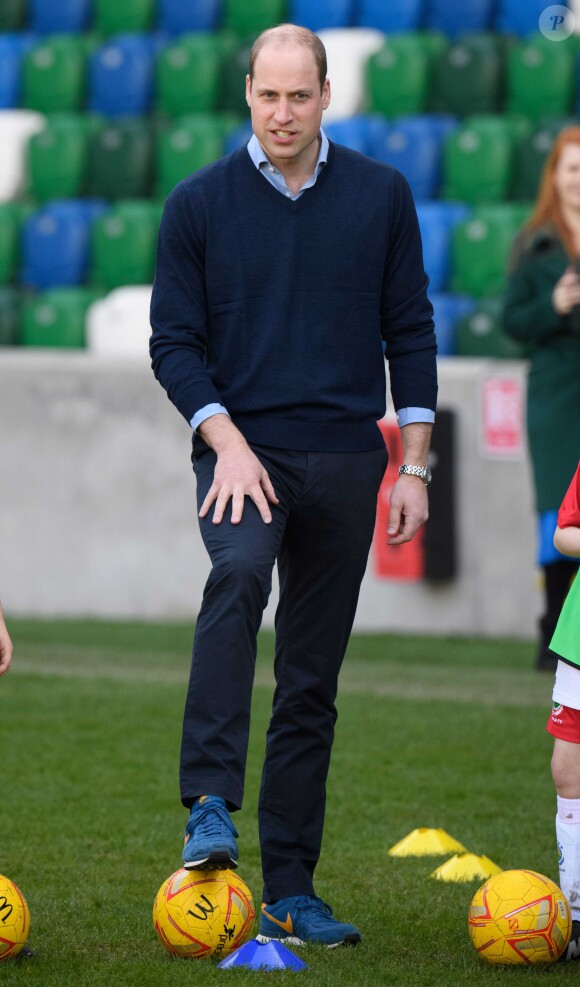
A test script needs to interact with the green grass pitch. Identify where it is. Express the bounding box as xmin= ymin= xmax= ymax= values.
xmin=0 ymin=619 xmax=573 ymax=985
